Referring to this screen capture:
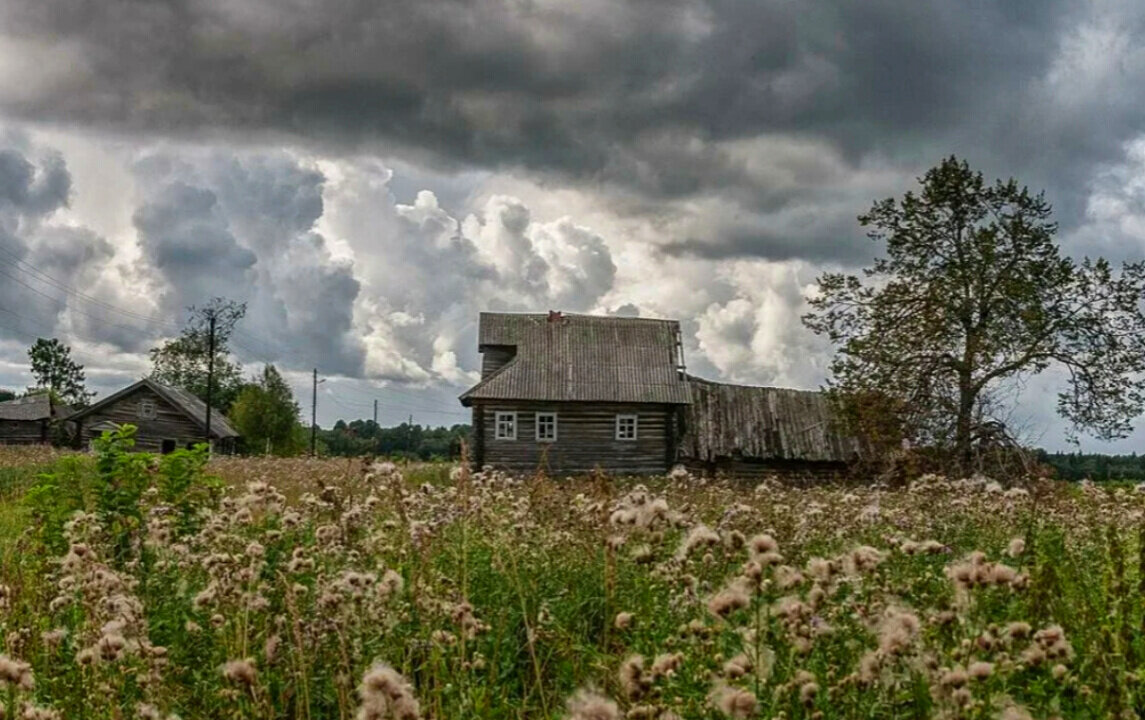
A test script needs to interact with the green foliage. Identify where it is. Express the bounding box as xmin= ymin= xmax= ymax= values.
xmin=0 ymin=387 xmax=15 ymax=402
xmin=156 ymin=443 xmax=223 ymax=534
xmin=229 ymin=364 xmax=304 ymax=456
xmin=149 ymin=297 xmax=247 ymax=413
xmin=22 ymin=456 xmax=91 ymax=553
xmin=27 ymin=336 xmax=94 ymax=406
xmin=320 ymin=419 xmax=470 ymax=459
xmin=804 ymin=156 xmax=1145 ymax=471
